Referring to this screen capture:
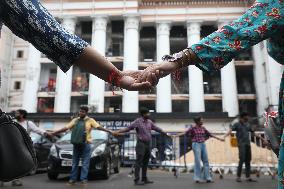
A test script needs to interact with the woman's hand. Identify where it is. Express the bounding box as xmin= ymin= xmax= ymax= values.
xmin=138 ymin=61 xmax=179 ymax=83
xmin=118 ymin=70 xmax=159 ymax=91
